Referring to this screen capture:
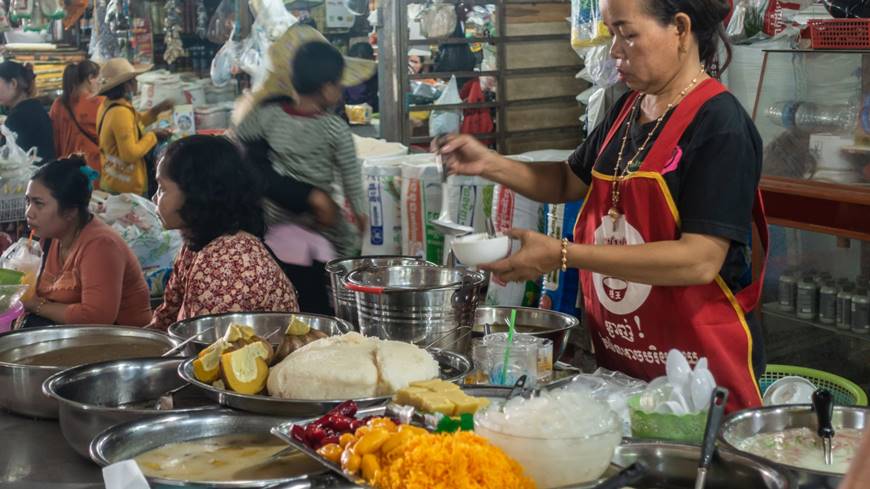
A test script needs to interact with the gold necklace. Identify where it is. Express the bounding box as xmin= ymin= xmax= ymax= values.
xmin=607 ymin=67 xmax=707 ymax=229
